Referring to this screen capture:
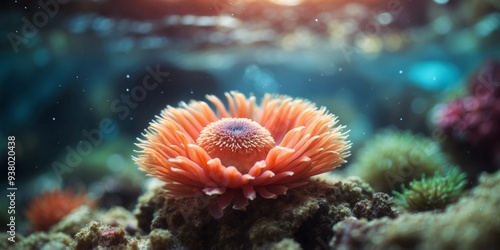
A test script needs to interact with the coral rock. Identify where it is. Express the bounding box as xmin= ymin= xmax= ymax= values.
xmin=353 ymin=192 xmax=395 ymax=220
xmin=99 ymin=227 xmax=128 ymax=247
xmin=331 ymin=170 xmax=500 ymax=250
xmin=149 ymin=229 xmax=174 ymax=250
xmin=73 ymin=221 xmax=128 ymax=250
xmin=268 ymin=238 xmax=302 ymax=250
xmin=50 ymin=206 xmax=94 ymax=236
xmin=14 ymin=232 xmax=72 ymax=250
xmin=135 ymin=177 xmax=395 ymax=249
